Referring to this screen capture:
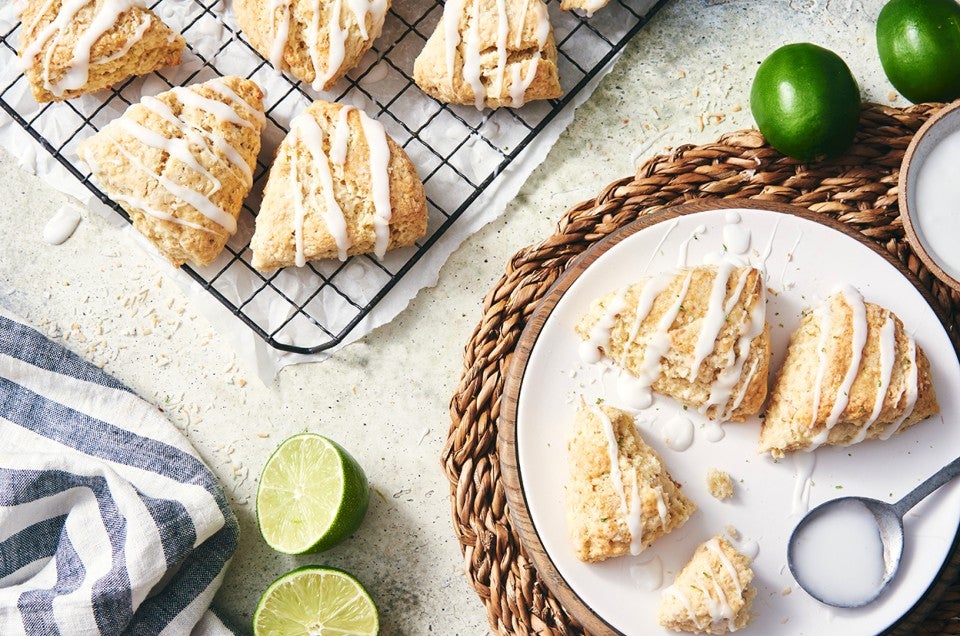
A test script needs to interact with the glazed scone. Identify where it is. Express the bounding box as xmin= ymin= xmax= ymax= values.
xmin=706 ymin=468 xmax=734 ymax=501
xmin=77 ymin=77 xmax=265 ymax=267
xmin=250 ymin=99 xmax=427 ymax=269
xmin=566 ymin=403 xmax=696 ymax=563
xmin=413 ymin=0 xmax=562 ymax=109
xmin=234 ymin=0 xmax=388 ymax=91
xmin=18 ymin=0 xmax=184 ymax=103
xmin=758 ymin=286 xmax=939 ymax=457
xmin=659 ymin=536 xmax=756 ymax=634
xmin=576 ymin=265 xmax=770 ymax=422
